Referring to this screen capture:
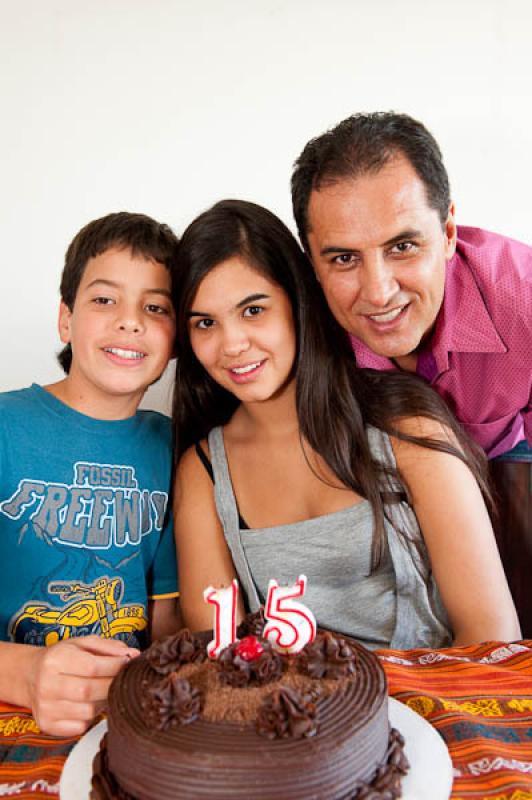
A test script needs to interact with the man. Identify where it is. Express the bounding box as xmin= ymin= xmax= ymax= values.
xmin=291 ymin=112 xmax=532 ymax=459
